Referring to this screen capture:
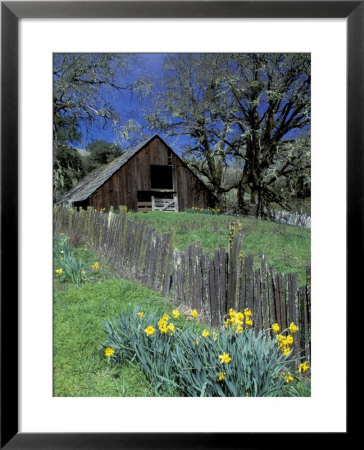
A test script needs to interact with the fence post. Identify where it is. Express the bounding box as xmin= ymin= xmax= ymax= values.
xmin=253 ymin=268 xmax=262 ymax=334
xmin=287 ymin=273 xmax=300 ymax=361
xmin=260 ymin=252 xmax=270 ymax=333
xmin=227 ymin=229 xmax=243 ymax=311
